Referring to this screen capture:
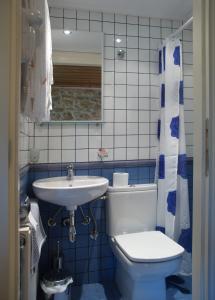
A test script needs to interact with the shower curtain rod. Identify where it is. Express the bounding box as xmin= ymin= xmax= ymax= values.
xmin=167 ymin=16 xmax=193 ymax=40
